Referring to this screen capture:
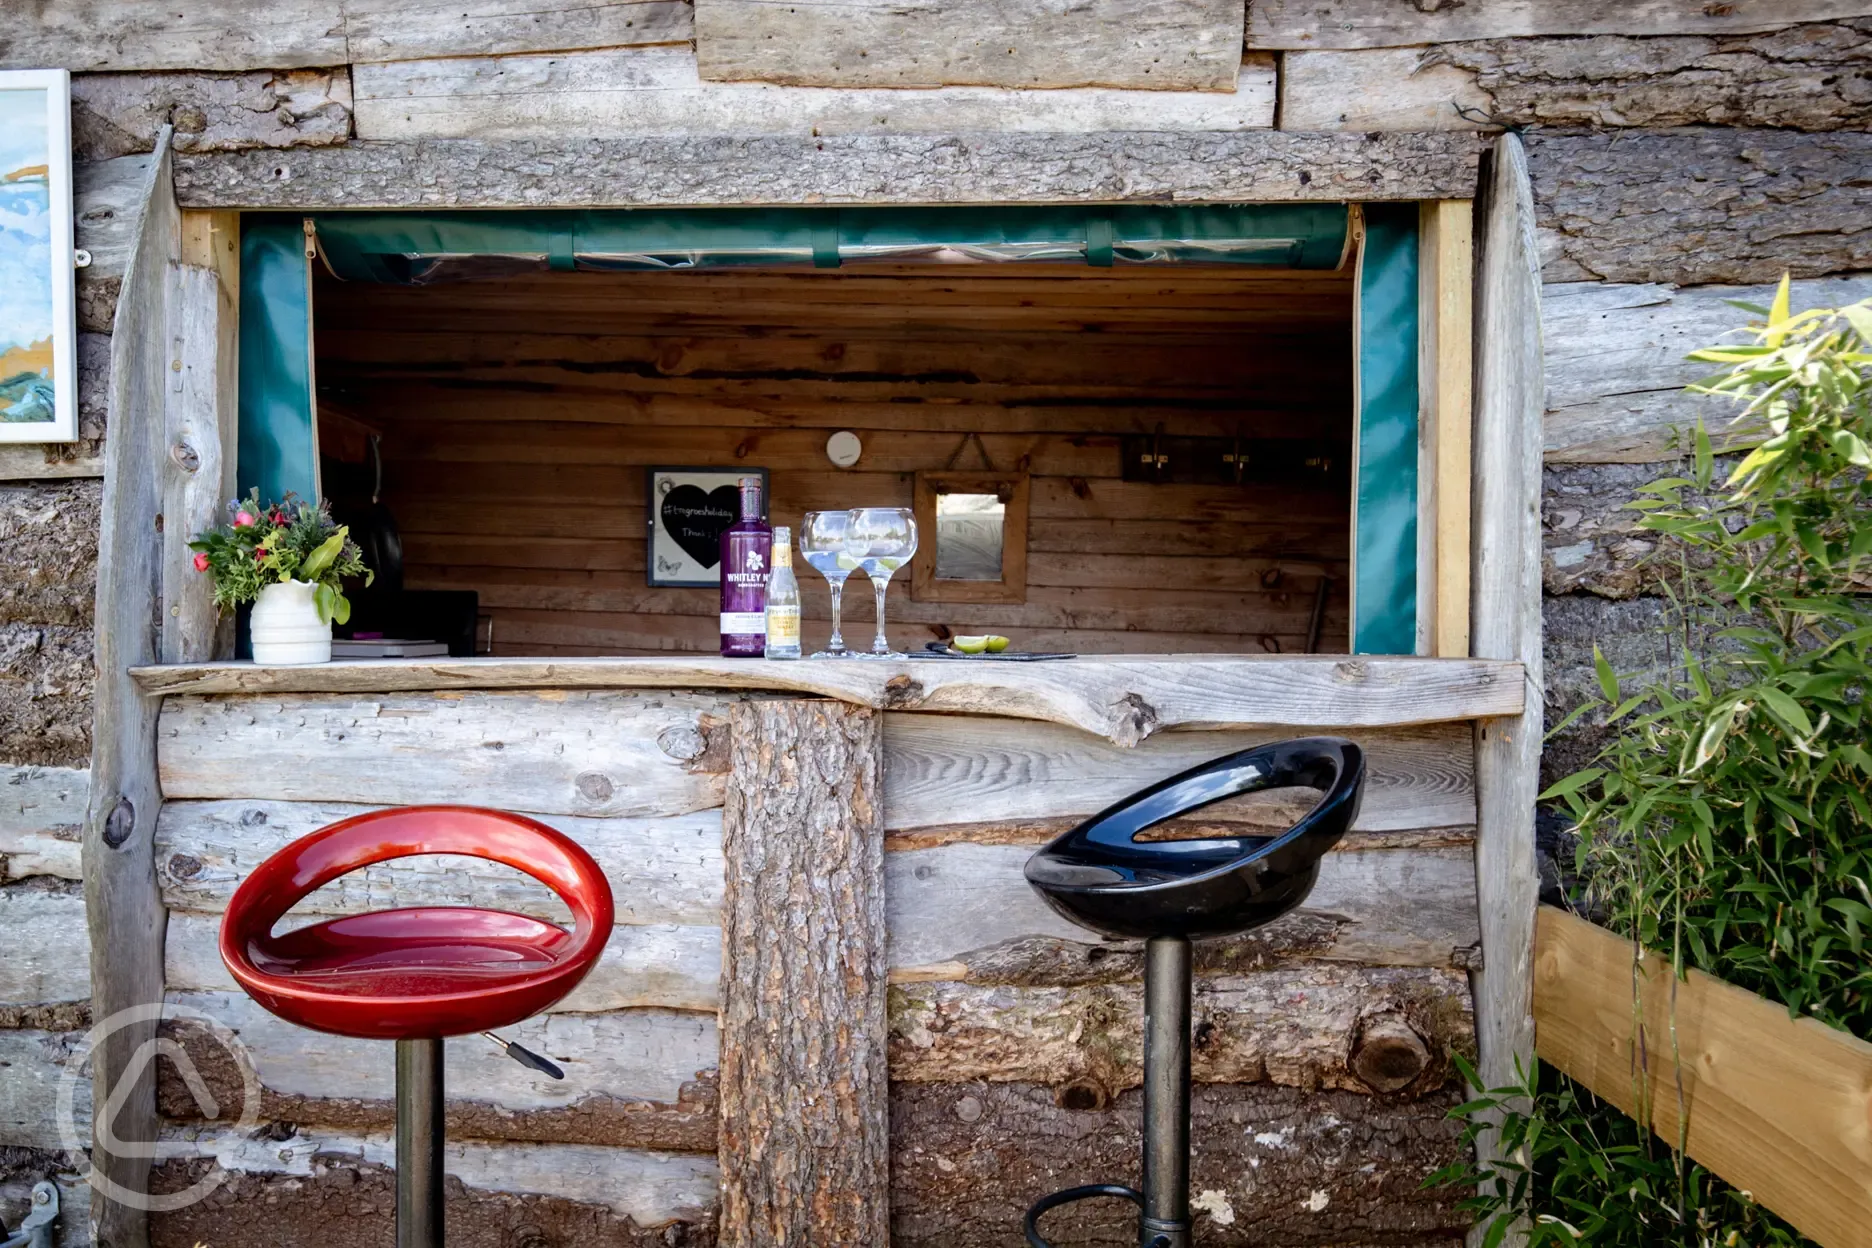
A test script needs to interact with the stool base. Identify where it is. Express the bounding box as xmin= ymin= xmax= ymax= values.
xmin=397 ymin=1037 xmax=445 ymax=1248
xmin=1024 ymin=936 xmax=1192 ymax=1248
